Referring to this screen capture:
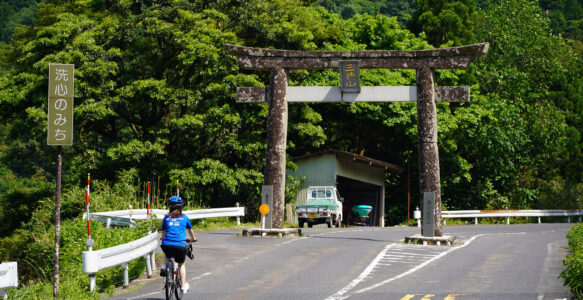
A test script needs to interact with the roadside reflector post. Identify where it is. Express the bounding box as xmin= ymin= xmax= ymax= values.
xmin=147 ymin=182 xmax=151 ymax=220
